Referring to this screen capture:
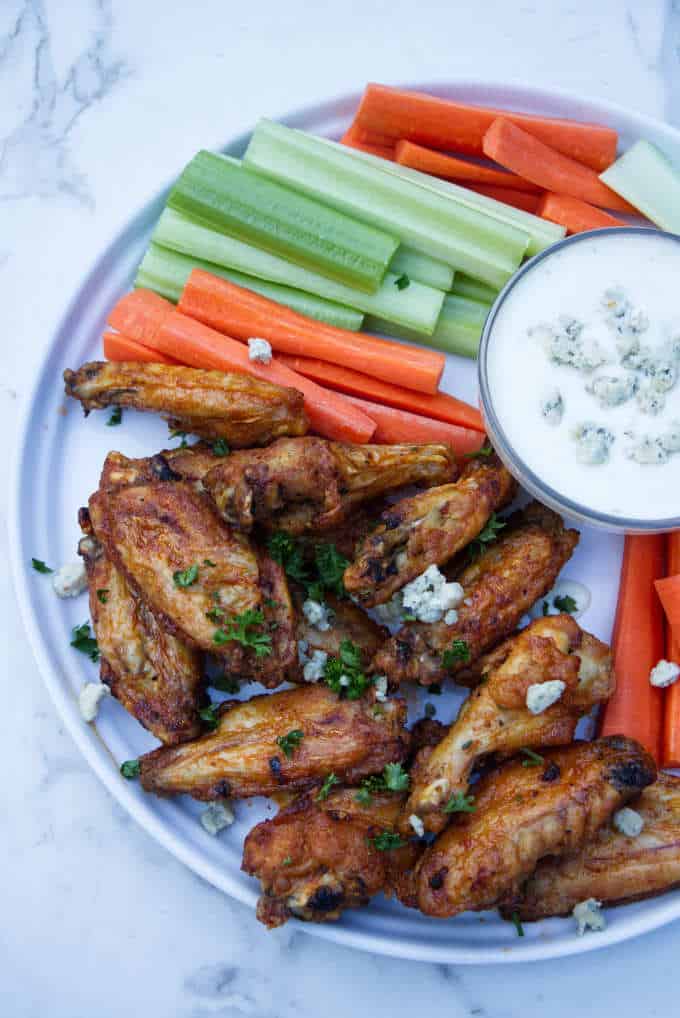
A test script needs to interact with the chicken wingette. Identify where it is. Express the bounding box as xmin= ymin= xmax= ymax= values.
xmin=290 ymin=588 xmax=387 ymax=683
xmin=399 ymin=615 xmax=614 ymax=834
xmin=396 ymin=737 xmax=656 ymax=919
xmin=88 ymin=480 xmax=296 ymax=684
xmin=343 ymin=455 xmax=516 ymax=607
xmin=78 ymin=509 xmax=205 ymax=744
xmin=373 ymin=502 xmax=579 ymax=686
xmin=99 ymin=444 xmax=222 ymax=491
xmin=64 ymin=361 xmax=307 ymax=445
xmin=139 ymin=685 xmax=410 ymax=801
xmin=505 ymin=774 xmax=680 ymax=921
xmin=203 ymin=438 xmax=457 ymax=534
